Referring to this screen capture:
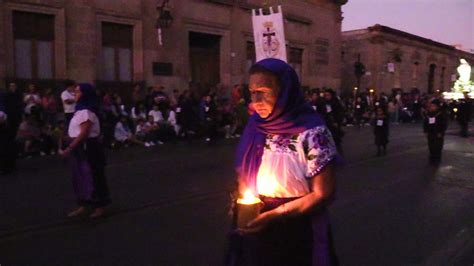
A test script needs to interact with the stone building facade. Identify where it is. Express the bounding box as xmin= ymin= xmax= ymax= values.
xmin=341 ymin=24 xmax=474 ymax=96
xmin=0 ymin=0 xmax=346 ymax=101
